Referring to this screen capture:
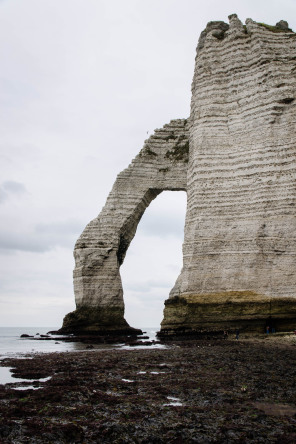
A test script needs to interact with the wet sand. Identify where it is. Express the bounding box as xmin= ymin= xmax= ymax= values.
xmin=0 ymin=334 xmax=296 ymax=443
